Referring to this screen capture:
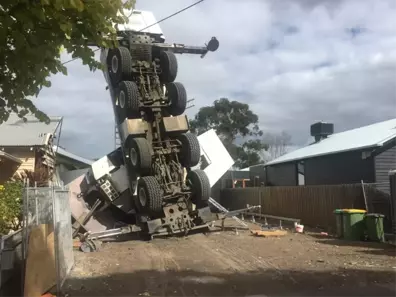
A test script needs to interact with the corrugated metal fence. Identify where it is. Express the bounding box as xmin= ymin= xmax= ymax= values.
xmin=220 ymin=184 xmax=391 ymax=231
